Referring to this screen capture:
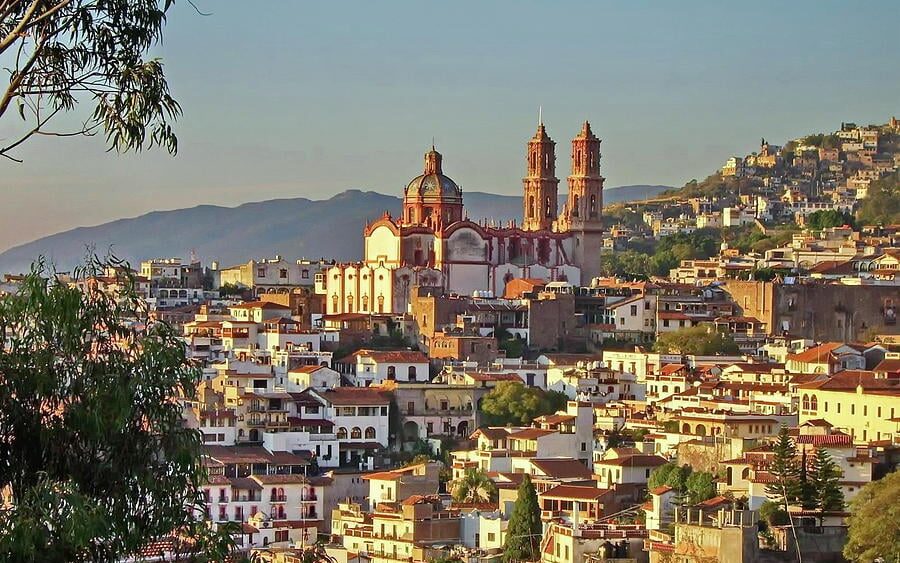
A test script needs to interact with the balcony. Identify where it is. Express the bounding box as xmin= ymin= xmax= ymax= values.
xmin=270 ymin=495 xmax=287 ymax=503
xmin=300 ymin=493 xmax=318 ymax=502
xmin=217 ymin=496 xmax=229 ymax=503
xmin=246 ymin=419 xmax=265 ymax=428
xmin=233 ymin=494 xmax=261 ymax=502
